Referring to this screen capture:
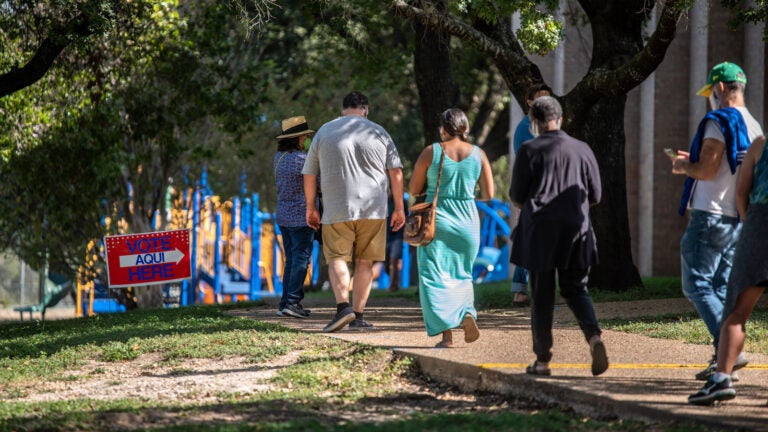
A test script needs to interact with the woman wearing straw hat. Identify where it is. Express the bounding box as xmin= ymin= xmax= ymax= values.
xmin=273 ymin=116 xmax=315 ymax=318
